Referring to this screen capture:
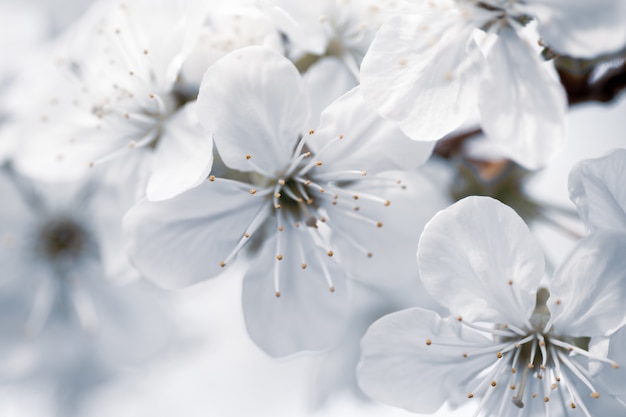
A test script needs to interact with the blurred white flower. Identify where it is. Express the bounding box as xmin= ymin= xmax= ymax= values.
xmin=359 ymin=0 xmax=626 ymax=168
xmin=569 ymin=148 xmax=626 ymax=232
xmin=125 ymin=46 xmax=440 ymax=357
xmin=358 ymin=196 xmax=626 ymax=416
xmin=0 ymin=162 xmax=173 ymax=415
xmin=11 ymin=0 xmax=213 ymax=201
